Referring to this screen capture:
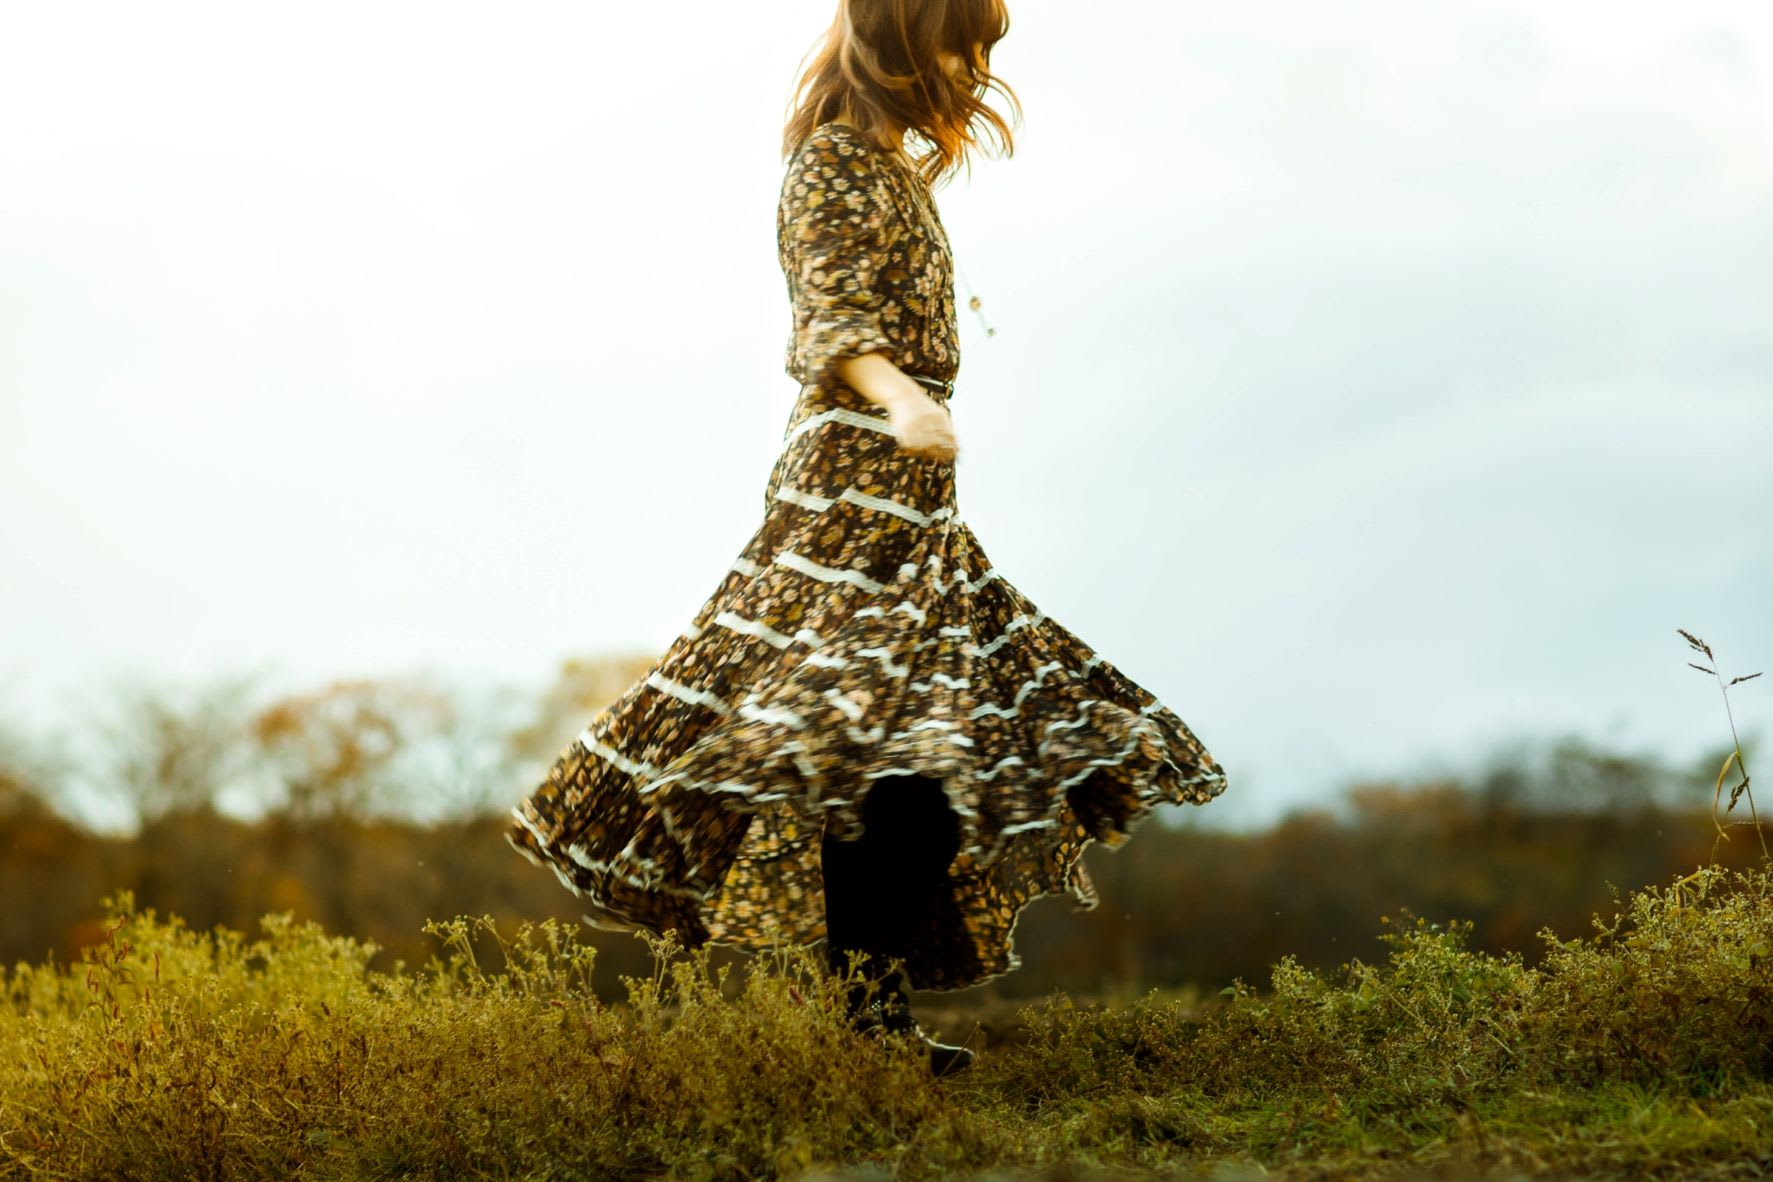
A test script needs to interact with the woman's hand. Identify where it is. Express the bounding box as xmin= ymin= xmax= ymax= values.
xmin=833 ymin=351 xmax=959 ymax=462
xmin=881 ymin=388 xmax=958 ymax=462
